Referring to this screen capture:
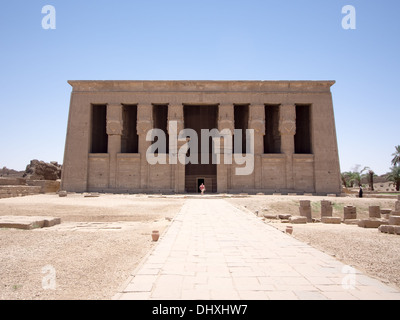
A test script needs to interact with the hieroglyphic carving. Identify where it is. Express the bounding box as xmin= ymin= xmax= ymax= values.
xmin=279 ymin=104 xmax=296 ymax=136
xmin=168 ymin=104 xmax=184 ymax=135
xmin=106 ymin=103 xmax=123 ymax=136
xmin=249 ymin=104 xmax=266 ymax=136
xmin=218 ymin=104 xmax=235 ymax=132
